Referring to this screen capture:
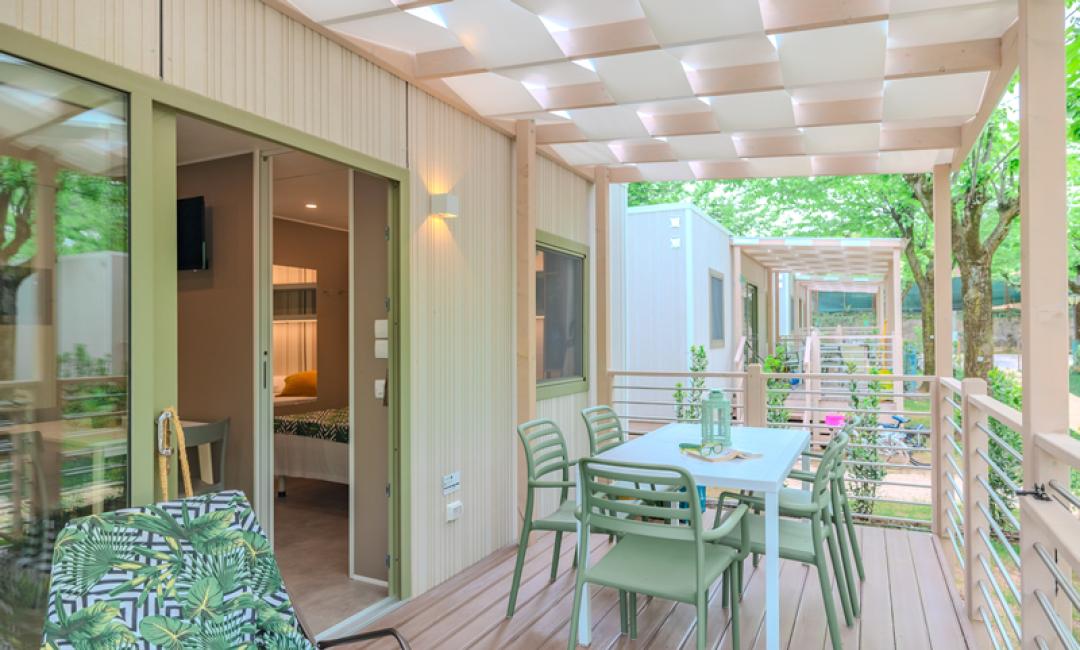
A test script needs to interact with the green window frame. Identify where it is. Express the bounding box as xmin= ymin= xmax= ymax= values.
xmin=535 ymin=230 xmax=589 ymax=400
